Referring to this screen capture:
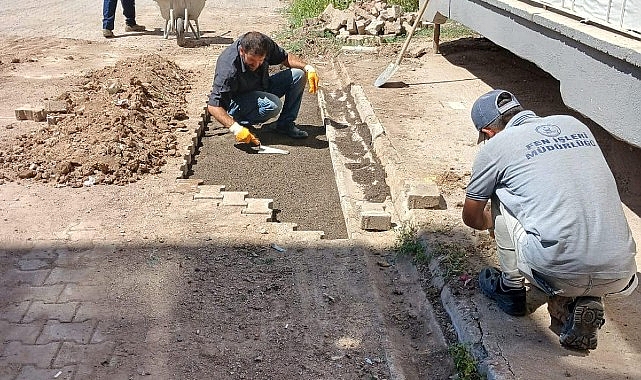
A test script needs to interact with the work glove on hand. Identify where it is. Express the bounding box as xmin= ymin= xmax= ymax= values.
xmin=230 ymin=122 xmax=260 ymax=146
xmin=304 ymin=65 xmax=319 ymax=94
